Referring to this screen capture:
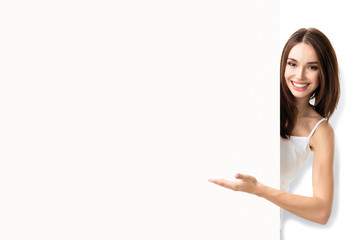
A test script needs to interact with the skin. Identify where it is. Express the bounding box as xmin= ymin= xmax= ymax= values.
xmin=208 ymin=43 xmax=335 ymax=225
